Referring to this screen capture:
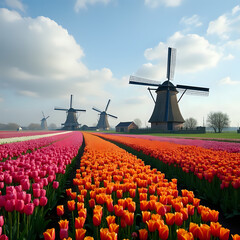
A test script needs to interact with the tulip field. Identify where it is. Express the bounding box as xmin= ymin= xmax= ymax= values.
xmin=0 ymin=131 xmax=240 ymax=239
